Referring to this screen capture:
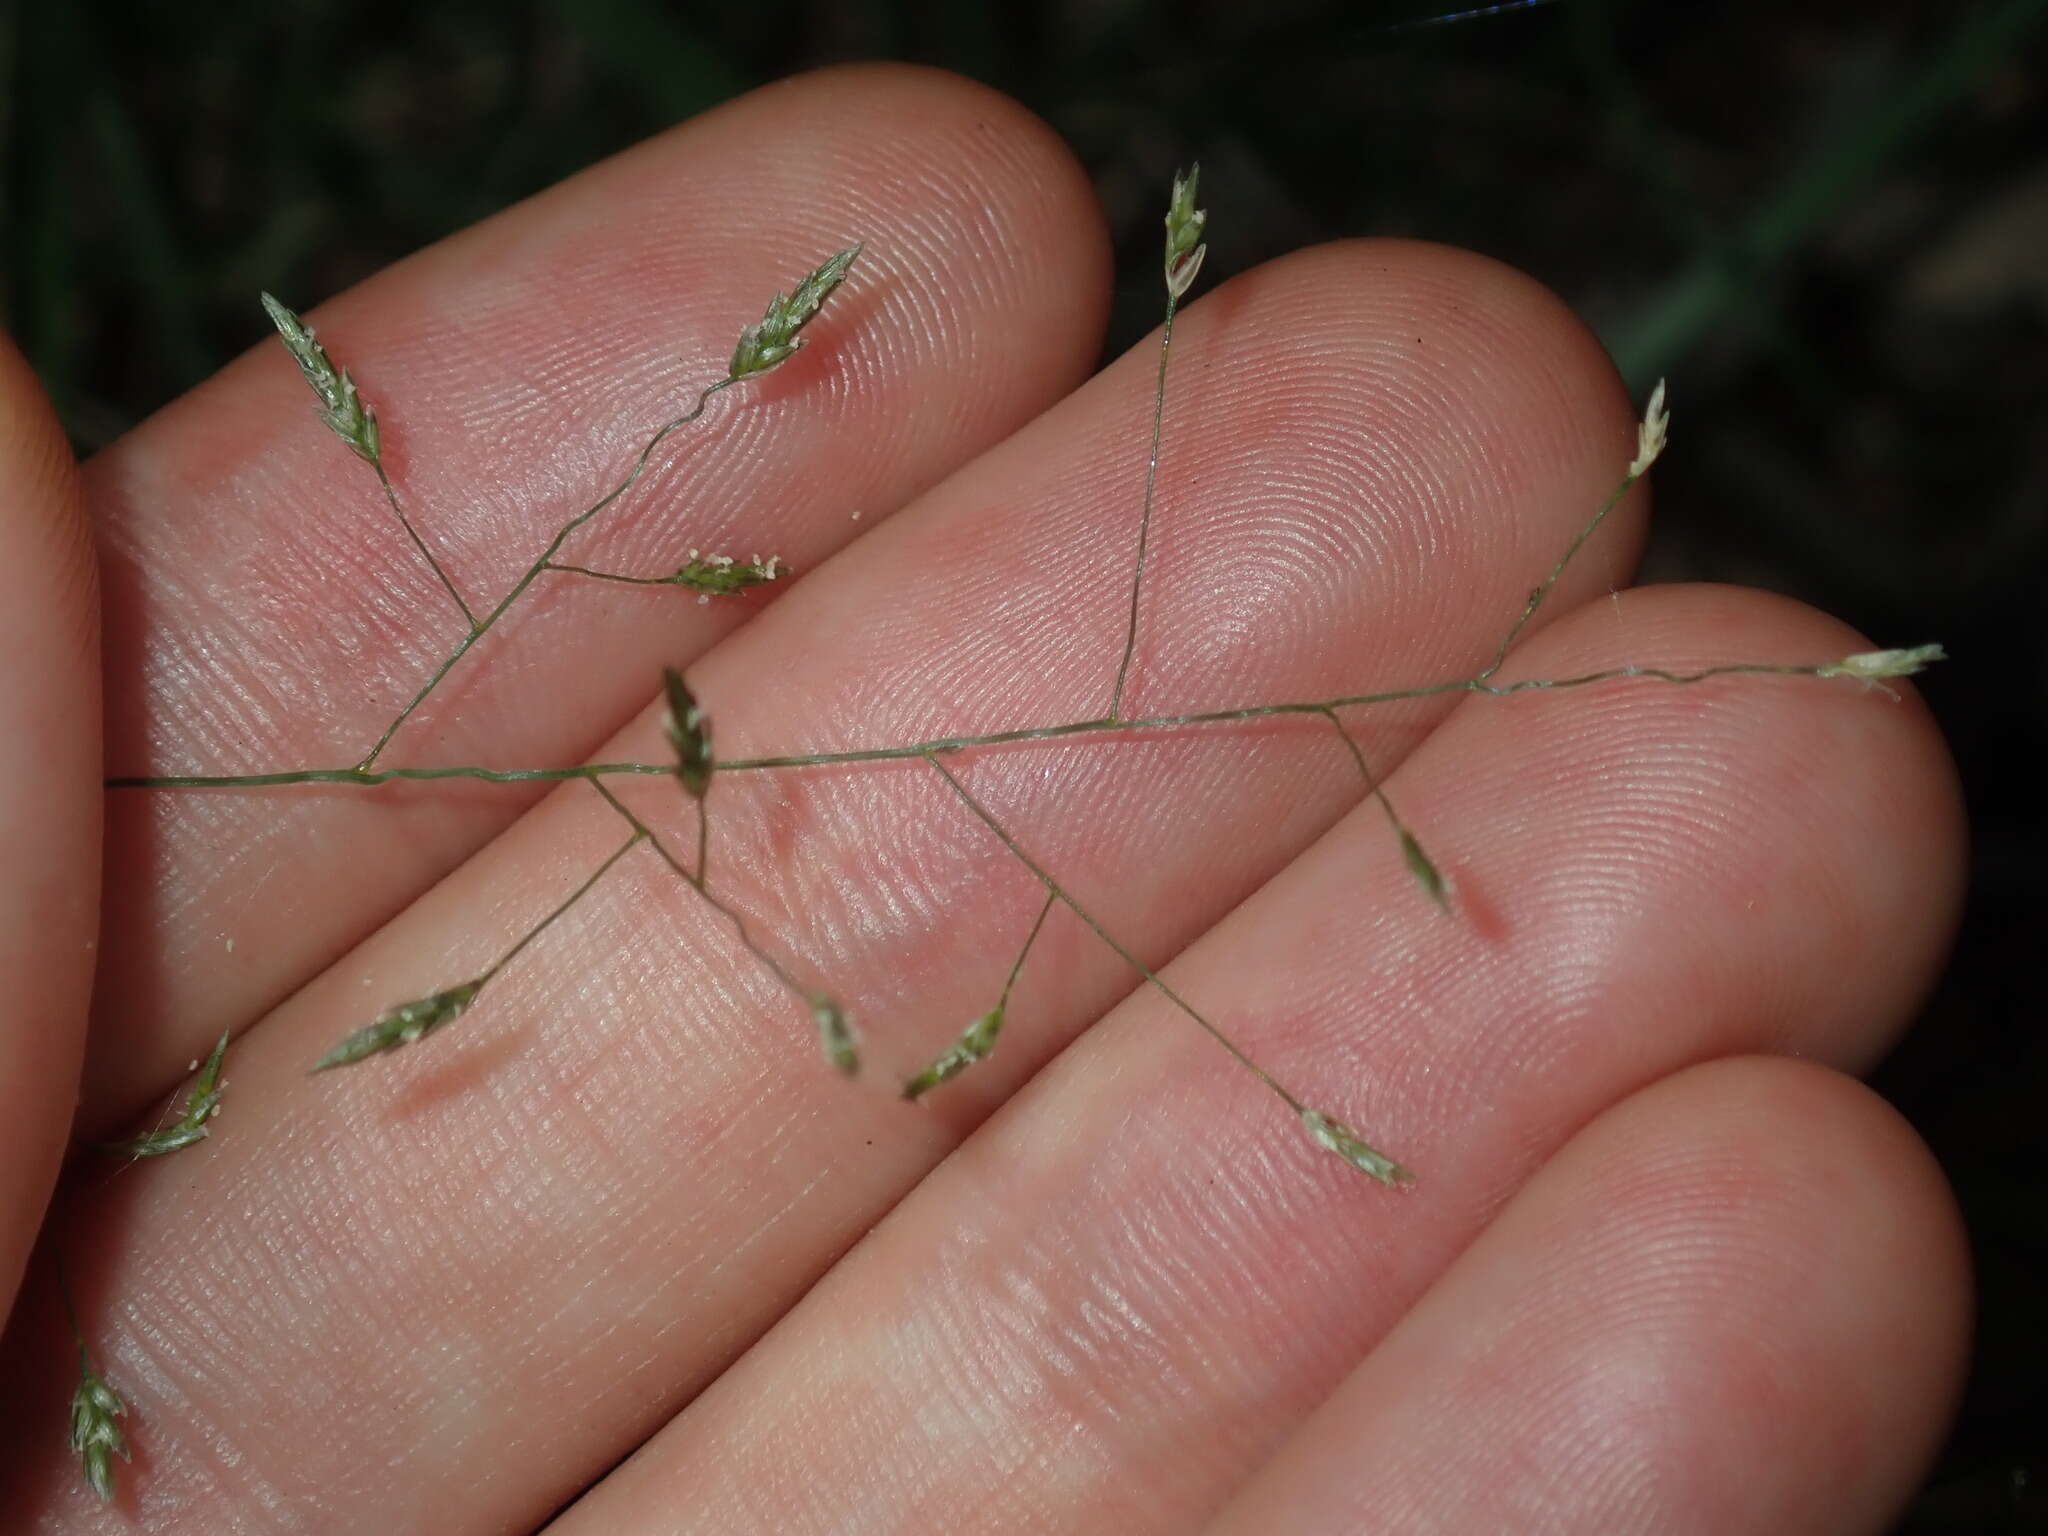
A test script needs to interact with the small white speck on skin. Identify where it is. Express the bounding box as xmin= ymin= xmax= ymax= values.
xmin=187 ymin=1060 xmax=199 ymax=1072
xmin=225 ymin=936 xmax=236 ymax=954
xmin=849 ymin=509 xmax=862 ymax=521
